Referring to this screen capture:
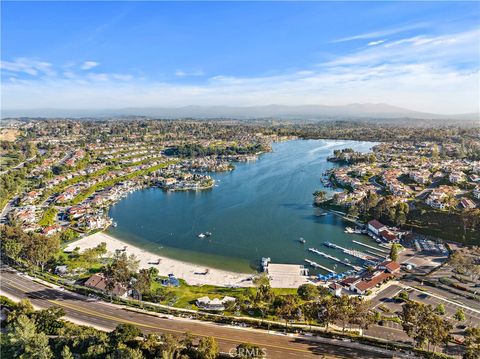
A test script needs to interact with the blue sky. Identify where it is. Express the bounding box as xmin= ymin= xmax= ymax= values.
xmin=1 ymin=1 xmax=479 ymax=114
